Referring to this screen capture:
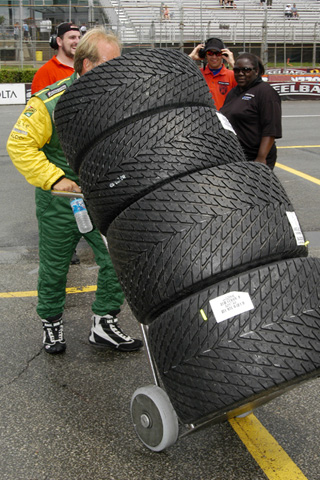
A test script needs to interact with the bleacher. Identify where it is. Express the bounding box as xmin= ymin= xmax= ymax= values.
xmin=99 ymin=0 xmax=320 ymax=45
